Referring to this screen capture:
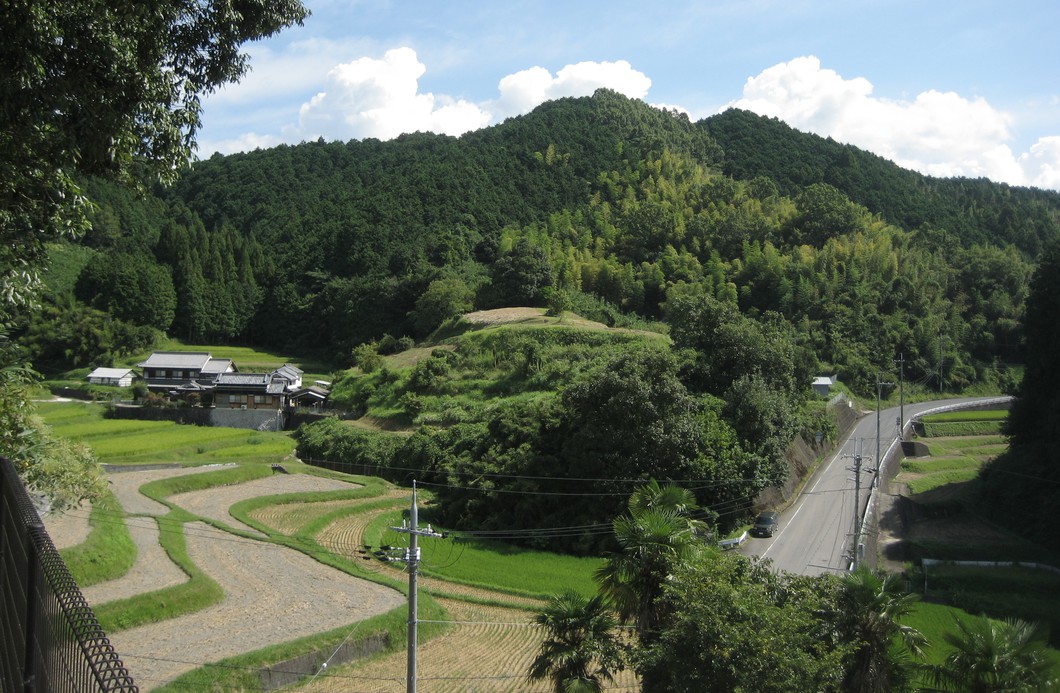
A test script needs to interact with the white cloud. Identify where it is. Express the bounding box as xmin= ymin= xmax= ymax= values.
xmin=296 ymin=47 xmax=492 ymax=141
xmin=1020 ymin=136 xmax=1060 ymax=190
xmin=492 ymin=60 xmax=652 ymax=121
xmin=732 ymin=56 xmax=1060 ymax=191
xmin=195 ymin=132 xmax=284 ymax=158
xmin=295 ymin=51 xmax=653 ymax=141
